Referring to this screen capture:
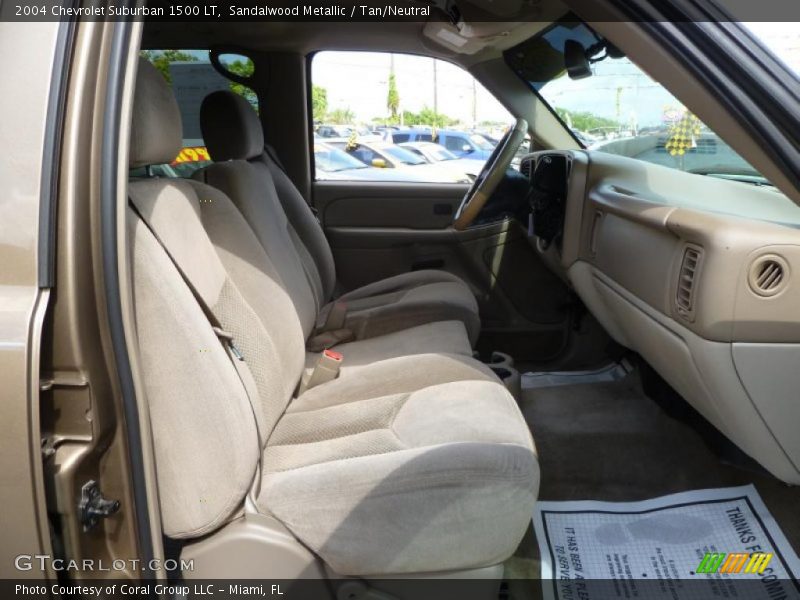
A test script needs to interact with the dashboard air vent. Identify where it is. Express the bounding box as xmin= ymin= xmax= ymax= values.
xmin=676 ymin=245 xmax=703 ymax=319
xmin=748 ymin=255 xmax=789 ymax=297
